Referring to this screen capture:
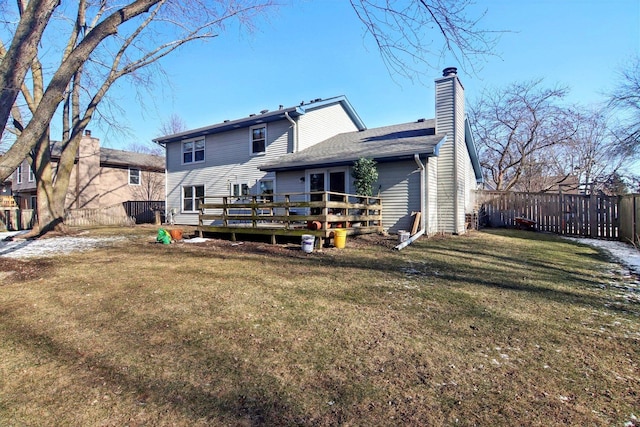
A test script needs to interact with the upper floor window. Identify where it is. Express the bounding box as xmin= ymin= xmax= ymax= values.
xmin=28 ymin=166 xmax=35 ymax=182
xmin=16 ymin=164 xmax=22 ymax=184
xmin=250 ymin=125 xmax=266 ymax=155
xmin=183 ymin=138 xmax=205 ymax=164
xmin=129 ymin=168 xmax=141 ymax=185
